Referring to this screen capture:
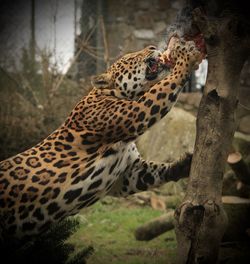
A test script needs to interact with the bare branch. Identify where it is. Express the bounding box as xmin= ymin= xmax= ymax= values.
xmin=99 ymin=15 xmax=110 ymax=69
